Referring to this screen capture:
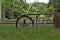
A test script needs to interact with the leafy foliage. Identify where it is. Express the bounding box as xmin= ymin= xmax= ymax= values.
xmin=2 ymin=0 xmax=56 ymax=19
xmin=49 ymin=0 xmax=60 ymax=12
